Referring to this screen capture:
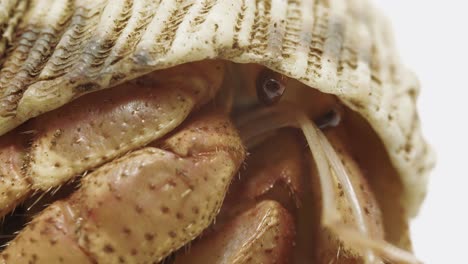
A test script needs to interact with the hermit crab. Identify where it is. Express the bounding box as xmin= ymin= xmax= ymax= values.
xmin=0 ymin=0 xmax=434 ymax=263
